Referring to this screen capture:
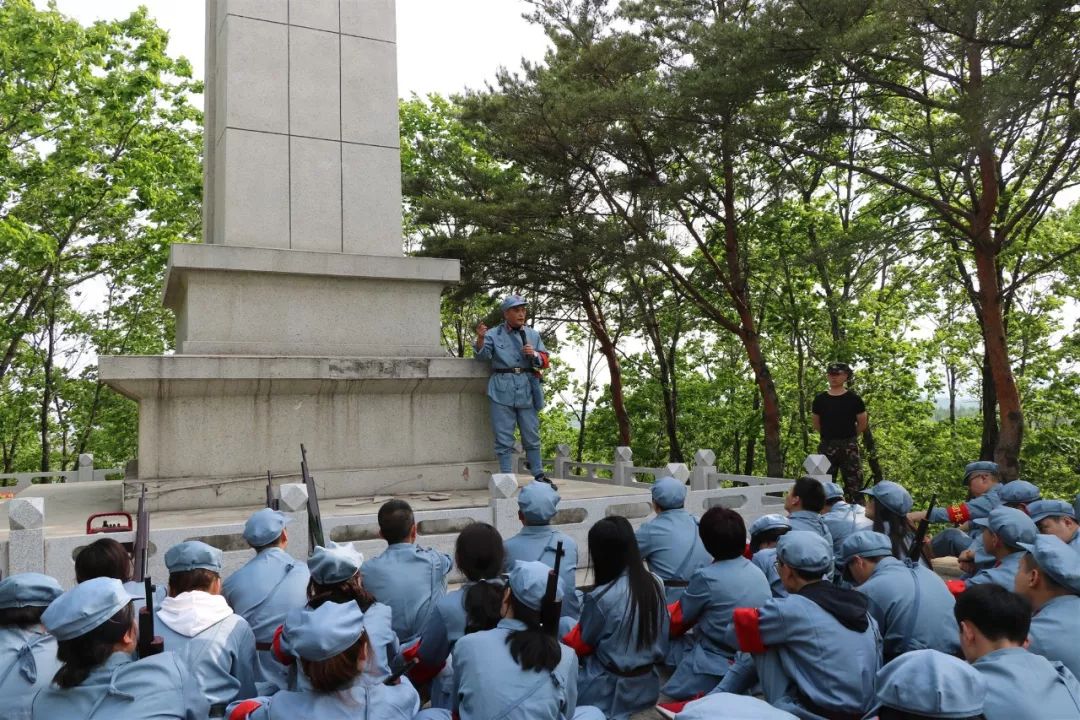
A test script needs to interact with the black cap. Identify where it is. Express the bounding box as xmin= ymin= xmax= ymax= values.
xmin=826 ymin=362 xmax=852 ymax=376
